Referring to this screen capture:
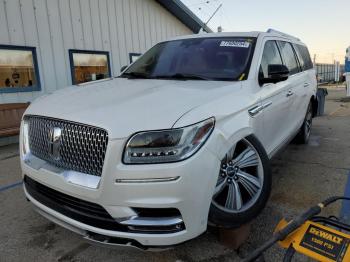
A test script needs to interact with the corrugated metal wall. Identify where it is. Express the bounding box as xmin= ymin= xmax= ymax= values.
xmin=0 ymin=0 xmax=192 ymax=104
